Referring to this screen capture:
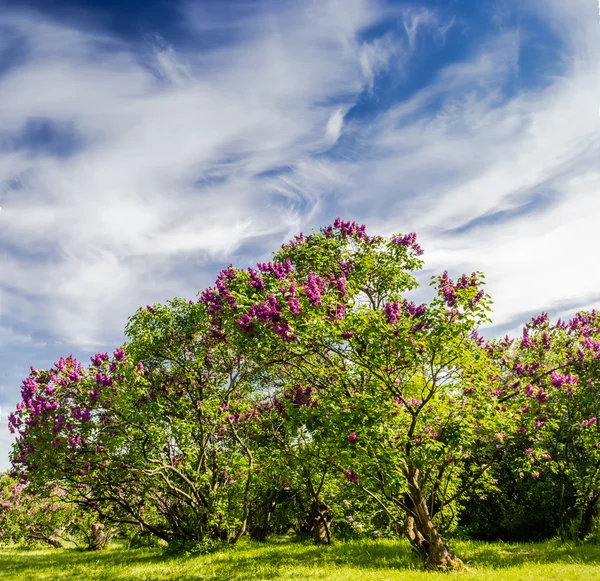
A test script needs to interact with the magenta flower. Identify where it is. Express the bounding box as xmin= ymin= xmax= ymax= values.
xmin=287 ymin=297 xmax=302 ymax=316
xmin=348 ymin=432 xmax=357 ymax=444
xmin=384 ymin=300 xmax=400 ymax=325
xmin=343 ymin=470 xmax=358 ymax=483
xmin=391 ymin=232 xmax=424 ymax=255
xmin=113 ymin=347 xmax=126 ymax=361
